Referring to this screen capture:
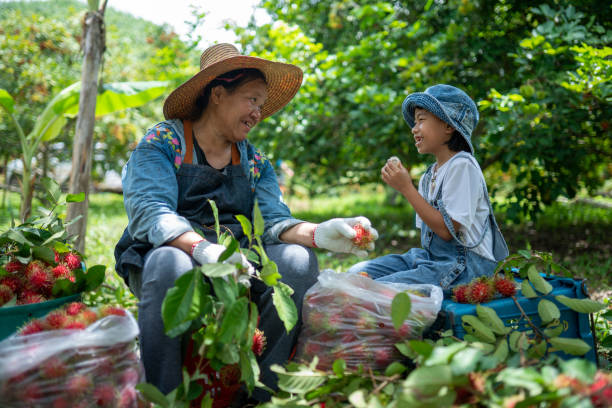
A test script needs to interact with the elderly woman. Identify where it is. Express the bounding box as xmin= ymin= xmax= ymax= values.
xmin=114 ymin=43 xmax=378 ymax=401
